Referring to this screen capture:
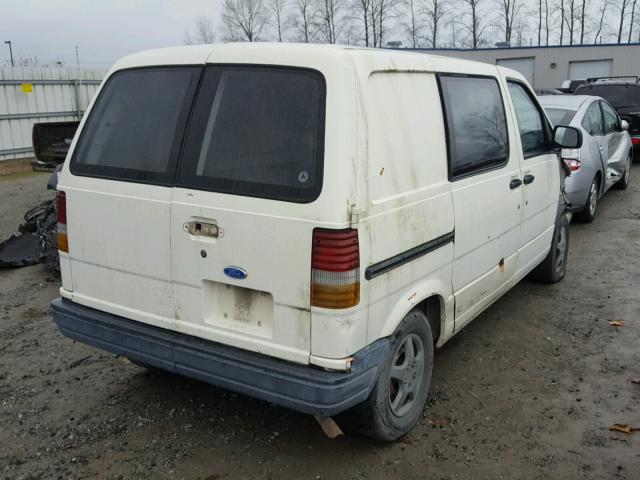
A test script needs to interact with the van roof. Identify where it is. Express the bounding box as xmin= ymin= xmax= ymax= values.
xmin=110 ymin=43 xmax=519 ymax=81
